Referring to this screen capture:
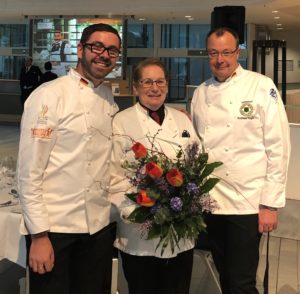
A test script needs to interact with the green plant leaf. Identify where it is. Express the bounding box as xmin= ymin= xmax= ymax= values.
xmin=201 ymin=177 xmax=220 ymax=193
xmin=127 ymin=206 xmax=150 ymax=223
